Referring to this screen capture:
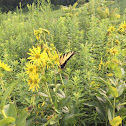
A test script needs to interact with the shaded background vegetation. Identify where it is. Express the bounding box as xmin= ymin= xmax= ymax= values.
xmin=0 ymin=0 xmax=90 ymax=12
